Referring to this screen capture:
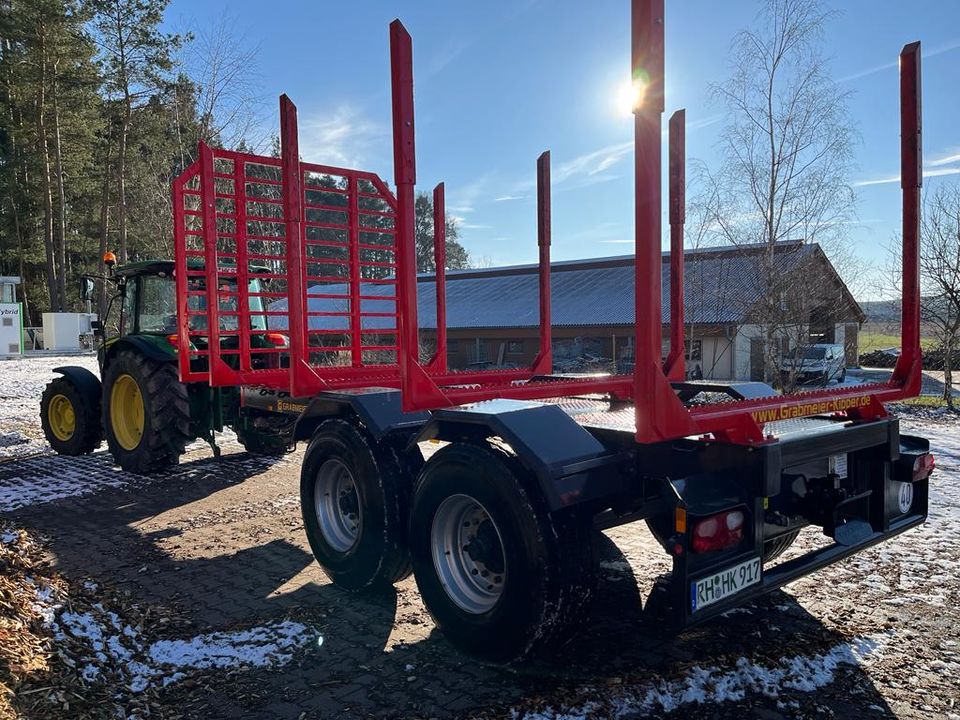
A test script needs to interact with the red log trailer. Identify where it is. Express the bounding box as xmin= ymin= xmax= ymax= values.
xmin=172 ymin=1 xmax=934 ymax=662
